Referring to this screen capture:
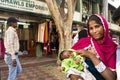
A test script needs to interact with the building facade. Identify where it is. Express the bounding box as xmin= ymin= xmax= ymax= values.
xmin=0 ymin=0 xmax=119 ymax=58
